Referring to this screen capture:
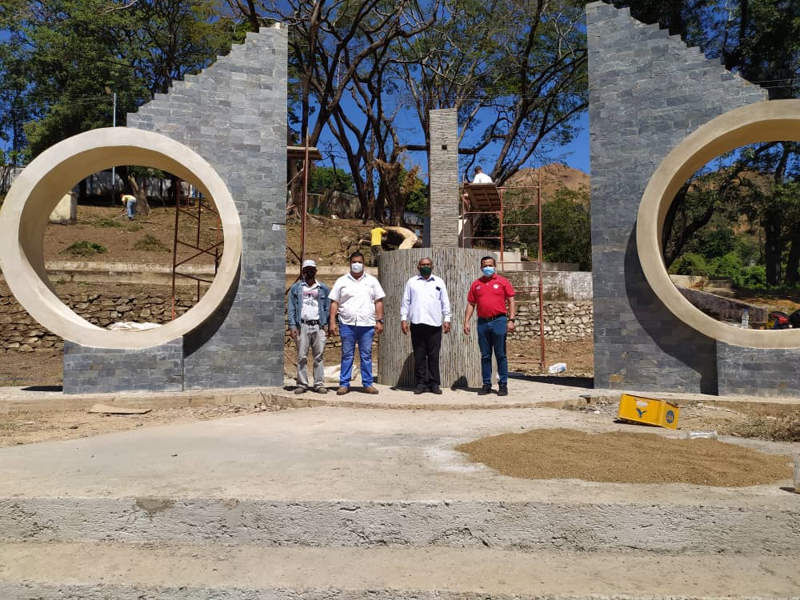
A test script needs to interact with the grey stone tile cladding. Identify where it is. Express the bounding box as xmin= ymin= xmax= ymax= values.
xmin=429 ymin=109 xmax=460 ymax=248
xmin=586 ymin=2 xmax=767 ymax=394
xmin=63 ymin=27 xmax=287 ymax=393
